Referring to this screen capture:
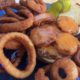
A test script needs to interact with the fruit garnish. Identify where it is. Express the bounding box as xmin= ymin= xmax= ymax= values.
xmin=48 ymin=1 xmax=63 ymax=17
xmin=59 ymin=0 xmax=71 ymax=12
xmin=48 ymin=0 xmax=71 ymax=17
